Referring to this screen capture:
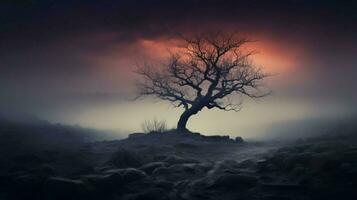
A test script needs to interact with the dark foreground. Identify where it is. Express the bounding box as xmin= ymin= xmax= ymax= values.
xmin=0 ymin=121 xmax=357 ymax=200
